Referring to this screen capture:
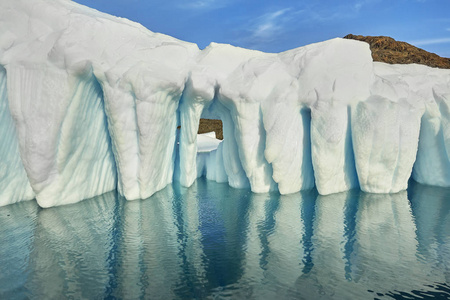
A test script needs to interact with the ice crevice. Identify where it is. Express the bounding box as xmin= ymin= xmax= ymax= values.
xmin=0 ymin=0 xmax=449 ymax=207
